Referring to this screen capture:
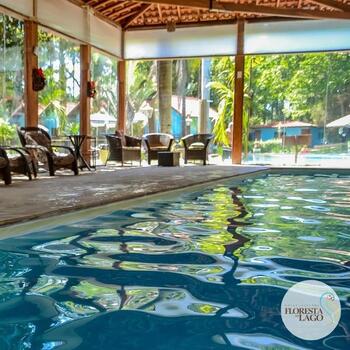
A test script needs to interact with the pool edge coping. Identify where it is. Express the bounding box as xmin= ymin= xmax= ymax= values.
xmin=1 ymin=165 xmax=350 ymax=237
xmin=0 ymin=168 xmax=269 ymax=236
